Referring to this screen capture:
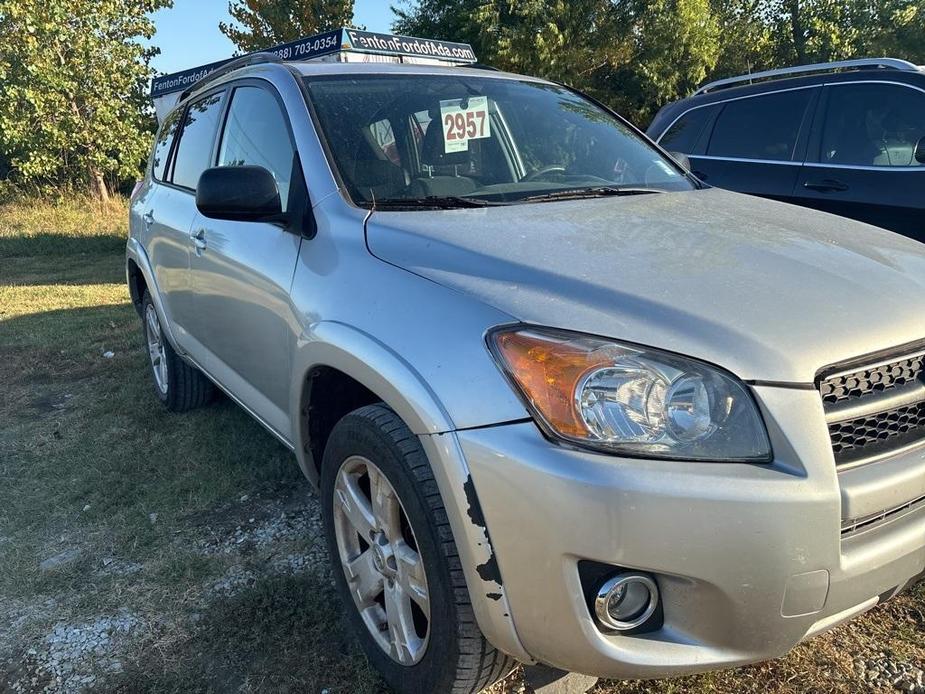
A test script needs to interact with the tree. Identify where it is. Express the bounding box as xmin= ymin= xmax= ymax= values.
xmin=709 ymin=0 xmax=776 ymax=77
xmin=220 ymin=0 xmax=356 ymax=53
xmin=606 ymin=0 xmax=720 ymax=121
xmin=711 ymin=0 xmax=925 ymax=76
xmin=394 ymin=0 xmax=719 ymax=124
xmin=0 ymin=0 xmax=169 ymax=199
xmin=395 ymin=0 xmax=923 ymax=123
